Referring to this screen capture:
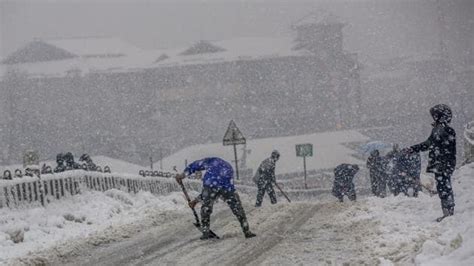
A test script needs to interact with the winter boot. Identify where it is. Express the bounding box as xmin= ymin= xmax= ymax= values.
xmin=436 ymin=208 xmax=452 ymax=222
xmin=244 ymin=231 xmax=257 ymax=239
xmin=448 ymin=207 xmax=454 ymax=216
xmin=200 ymin=230 xmax=211 ymax=240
